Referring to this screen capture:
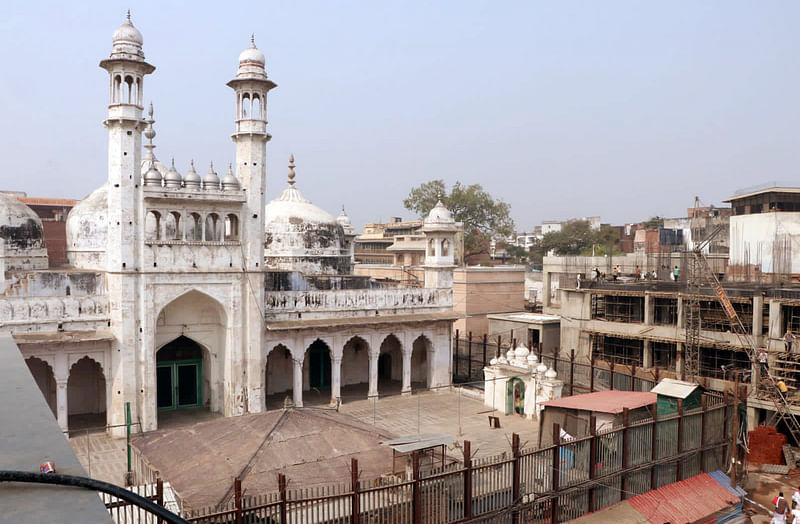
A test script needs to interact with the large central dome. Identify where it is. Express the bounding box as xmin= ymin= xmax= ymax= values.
xmin=263 ymin=156 xmax=351 ymax=275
